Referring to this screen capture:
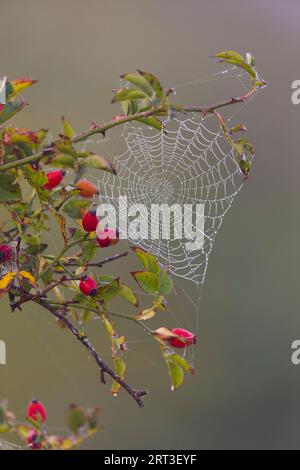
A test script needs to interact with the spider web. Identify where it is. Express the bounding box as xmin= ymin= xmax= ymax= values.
xmin=0 ymin=65 xmax=259 ymax=413
xmin=96 ymin=113 xmax=245 ymax=287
